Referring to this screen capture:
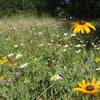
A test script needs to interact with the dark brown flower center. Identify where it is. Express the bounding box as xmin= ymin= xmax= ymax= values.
xmin=79 ymin=21 xmax=86 ymax=25
xmin=86 ymin=85 xmax=94 ymax=91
